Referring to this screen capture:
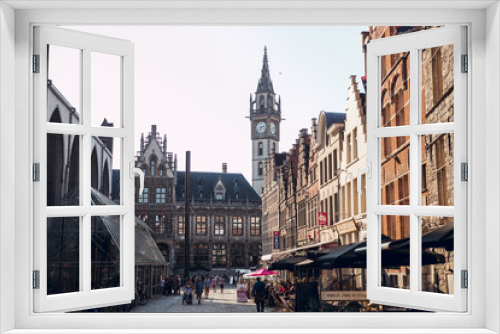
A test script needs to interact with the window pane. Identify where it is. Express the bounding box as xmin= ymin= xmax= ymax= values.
xmin=47 ymin=217 xmax=80 ymax=295
xmin=48 ymin=45 xmax=81 ymax=124
xmin=380 ymin=137 xmax=410 ymax=205
xmin=381 ymin=215 xmax=410 ymax=290
xmin=91 ymin=137 xmax=121 ymax=205
xmin=421 ymin=134 xmax=454 ymax=206
xmin=380 ymin=52 xmax=410 ymax=128
xmin=47 ymin=134 xmax=81 ymax=206
xmin=91 ymin=215 xmax=120 ymax=289
xmin=421 ymin=45 xmax=454 ymax=124
xmin=91 ymin=52 xmax=121 ymax=127
xmin=421 ymin=216 xmax=453 ymax=294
